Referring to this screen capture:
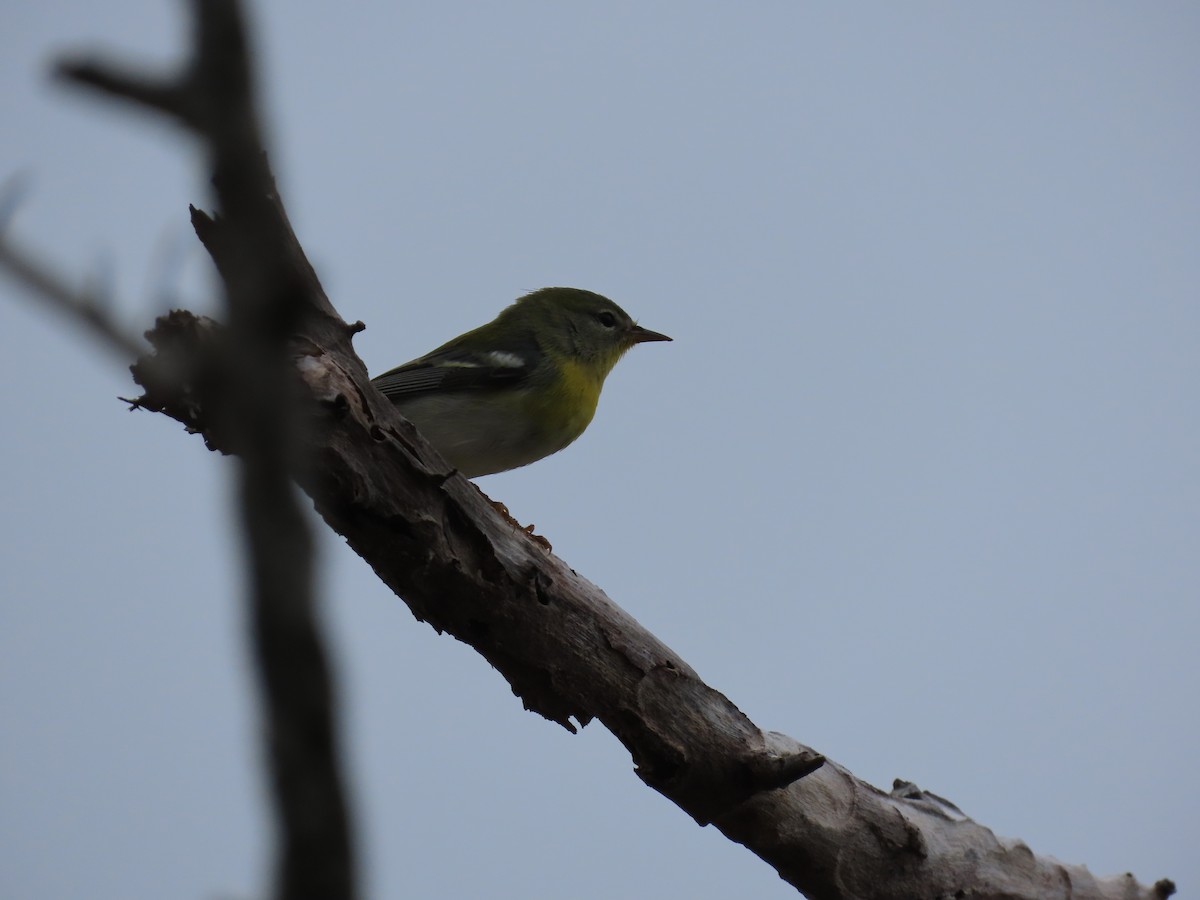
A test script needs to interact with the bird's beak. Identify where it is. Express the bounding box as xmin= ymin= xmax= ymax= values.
xmin=628 ymin=324 xmax=672 ymax=344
